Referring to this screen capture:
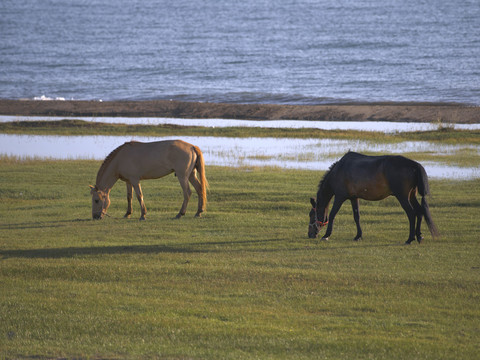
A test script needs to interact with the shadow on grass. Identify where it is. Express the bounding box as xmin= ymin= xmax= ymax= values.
xmin=1 ymin=219 xmax=405 ymax=259
xmin=0 ymin=238 xmax=295 ymax=259
xmin=0 ymin=244 xmax=200 ymax=259
xmin=0 ymin=218 xmax=91 ymax=230
xmin=0 ymin=239 xmax=406 ymax=260
xmin=0 ymin=217 xmax=295 ymax=259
